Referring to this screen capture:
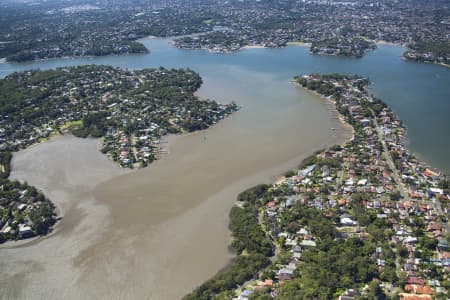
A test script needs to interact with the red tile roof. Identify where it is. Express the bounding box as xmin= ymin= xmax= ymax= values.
xmin=404 ymin=284 xmax=434 ymax=295
xmin=406 ymin=276 xmax=425 ymax=285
